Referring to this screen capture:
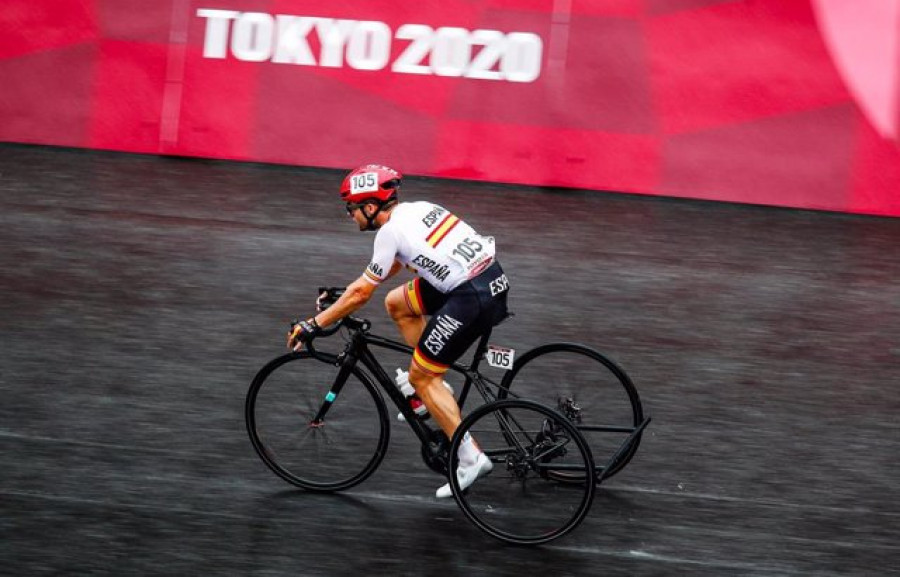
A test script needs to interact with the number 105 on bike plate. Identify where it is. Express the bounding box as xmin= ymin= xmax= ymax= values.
xmin=486 ymin=345 xmax=515 ymax=370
